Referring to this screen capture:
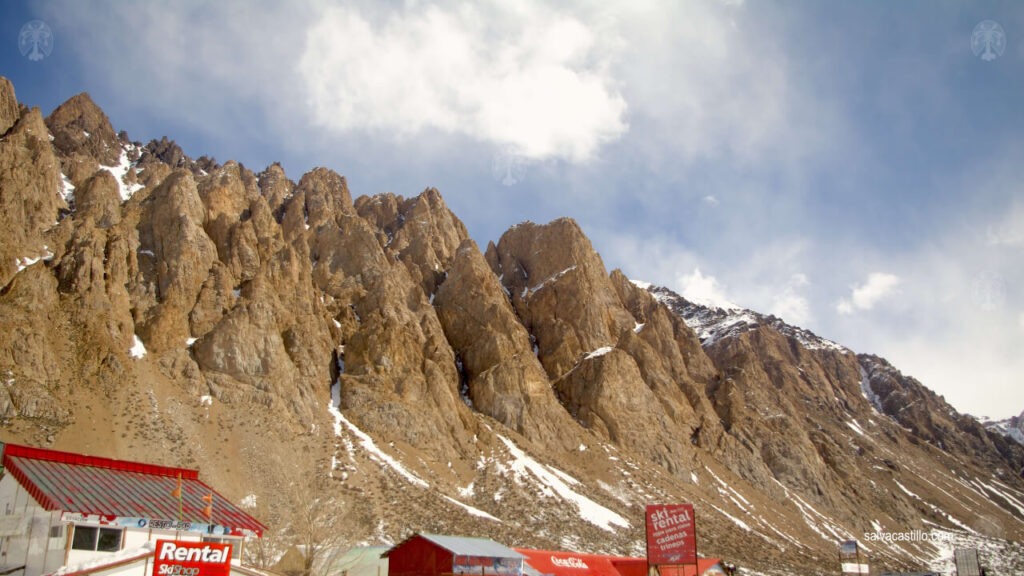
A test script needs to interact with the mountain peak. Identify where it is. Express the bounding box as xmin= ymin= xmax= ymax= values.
xmin=45 ymin=91 xmax=121 ymax=167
